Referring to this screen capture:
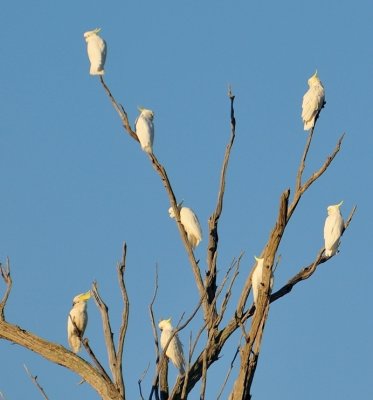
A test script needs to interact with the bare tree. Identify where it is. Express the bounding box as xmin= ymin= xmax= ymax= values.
xmin=0 ymin=76 xmax=356 ymax=400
